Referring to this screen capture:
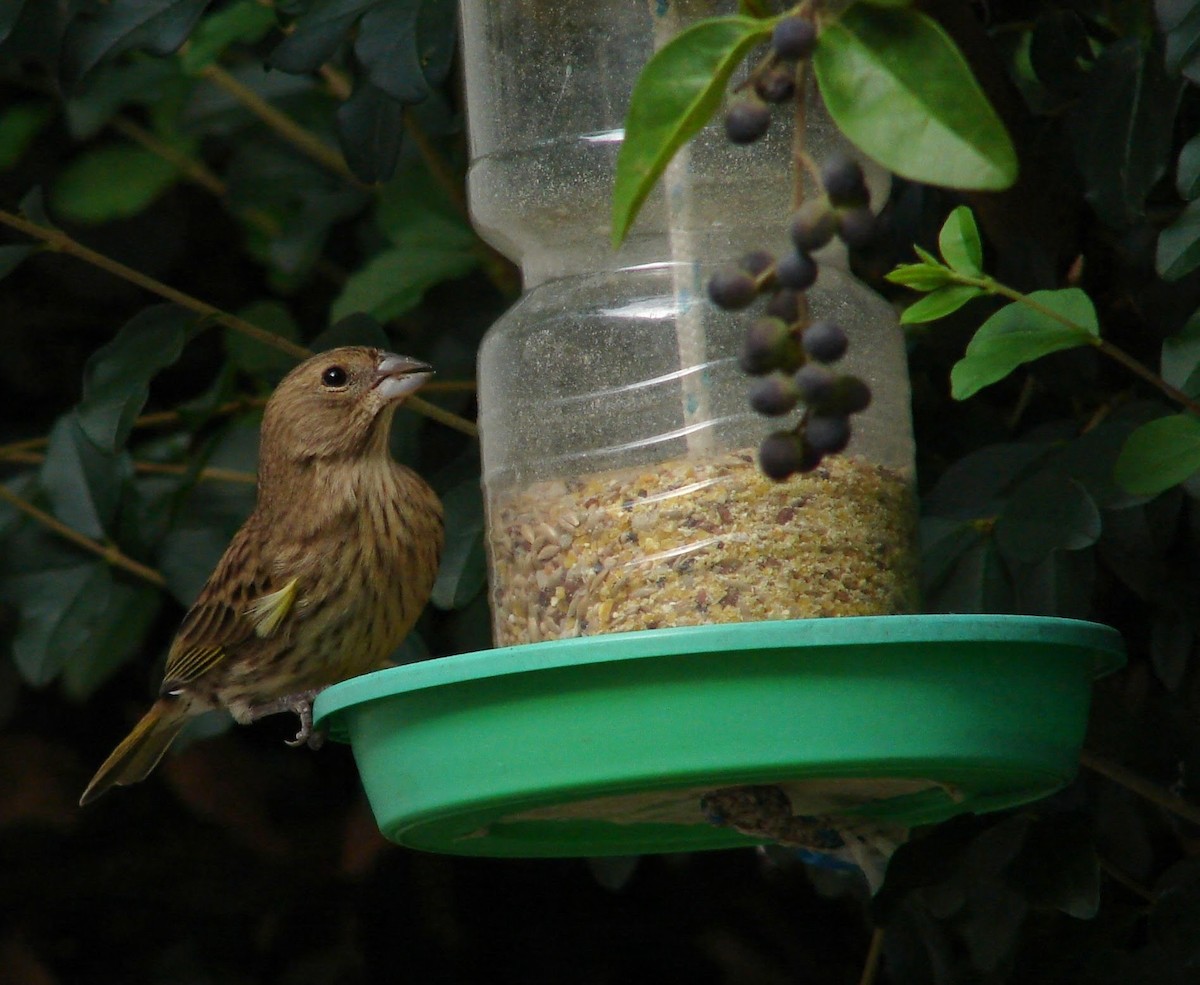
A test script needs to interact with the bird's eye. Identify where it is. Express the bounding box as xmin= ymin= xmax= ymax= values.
xmin=321 ymin=366 xmax=348 ymax=388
